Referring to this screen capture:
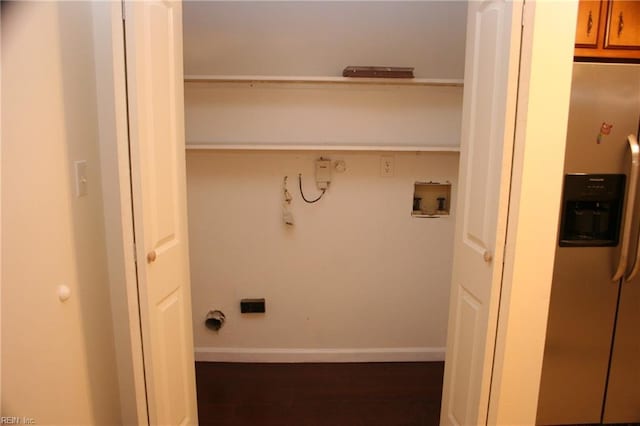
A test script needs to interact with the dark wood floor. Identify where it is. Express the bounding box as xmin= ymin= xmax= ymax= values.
xmin=195 ymin=361 xmax=444 ymax=426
